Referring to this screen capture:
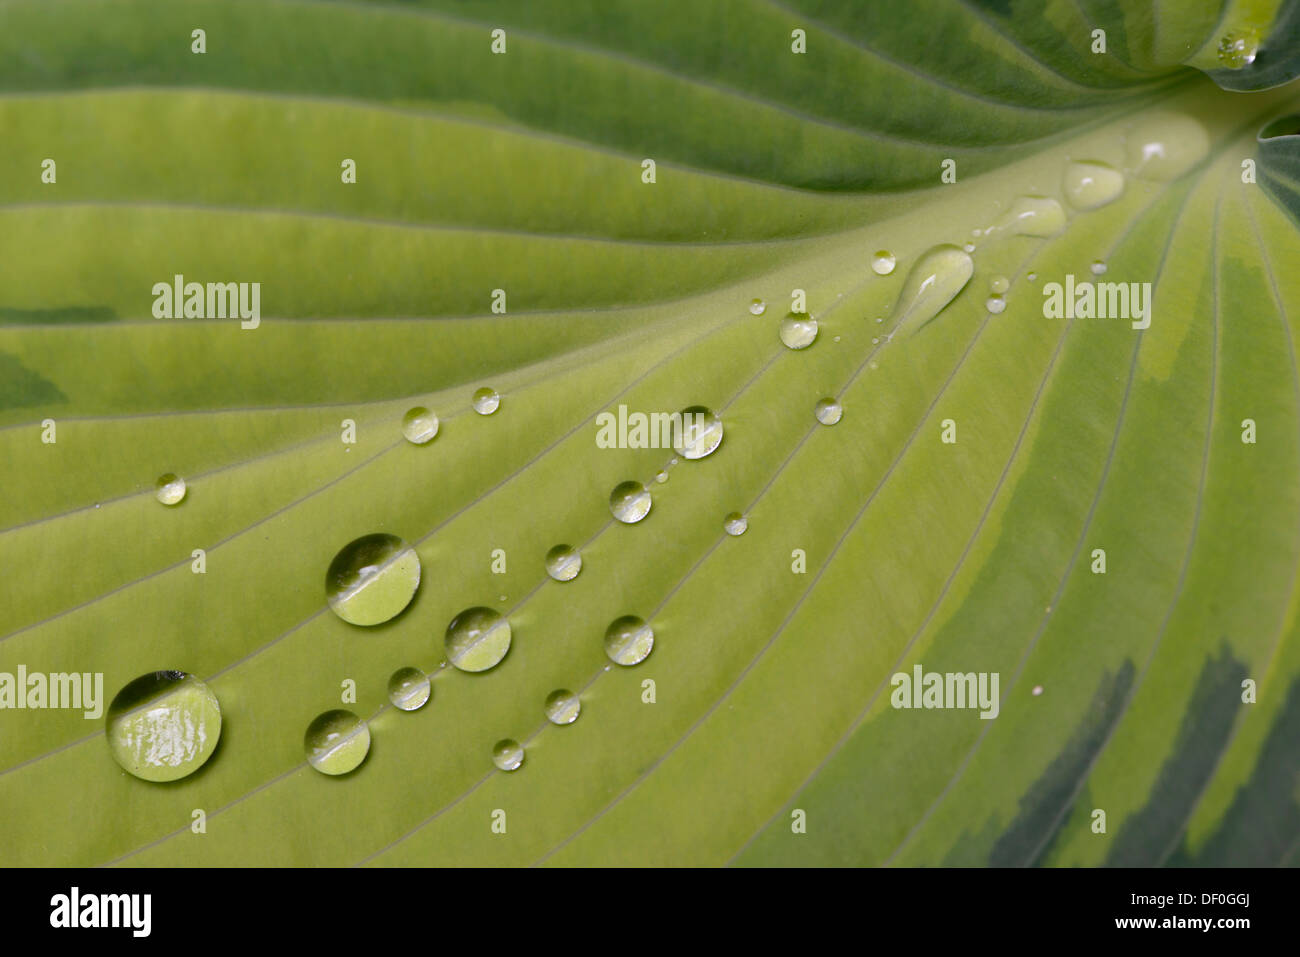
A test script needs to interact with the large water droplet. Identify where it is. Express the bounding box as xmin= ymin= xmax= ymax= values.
xmin=723 ymin=512 xmax=749 ymax=536
xmin=155 ymin=473 xmax=186 ymax=506
xmin=891 ymin=244 xmax=975 ymax=335
xmin=544 ymin=689 xmax=581 ymax=725
xmin=780 ymin=315 xmax=818 ymax=350
xmin=1062 ymin=160 xmax=1124 ymax=210
xmin=493 ymin=739 xmax=524 ymax=771
xmin=545 ymin=544 xmax=583 ymax=582
xmin=988 ymin=196 xmax=1066 ymax=238
xmin=1217 ymin=28 xmax=1260 ymax=68
xmin=610 ymin=481 xmax=652 ymax=523
xmin=604 ymin=615 xmax=654 ymax=666
xmin=402 ymin=406 xmax=439 ymax=444
xmin=749 ymin=298 xmax=767 ymax=316
xmin=106 ymin=671 xmax=221 ymax=782
xmin=674 ymin=406 xmax=723 ymax=460
xmin=325 ymin=533 xmax=421 ymax=626
xmin=871 ymin=250 xmax=896 ymax=275
xmin=472 ymin=387 xmax=500 ymax=415
xmin=445 ymin=606 xmax=512 ymax=672
xmin=815 ymin=397 xmax=843 ymax=425
xmin=1126 ymin=113 xmax=1209 ymax=182
xmin=305 ymin=710 xmax=370 ymax=775
xmin=387 ymin=667 xmax=431 ymax=711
